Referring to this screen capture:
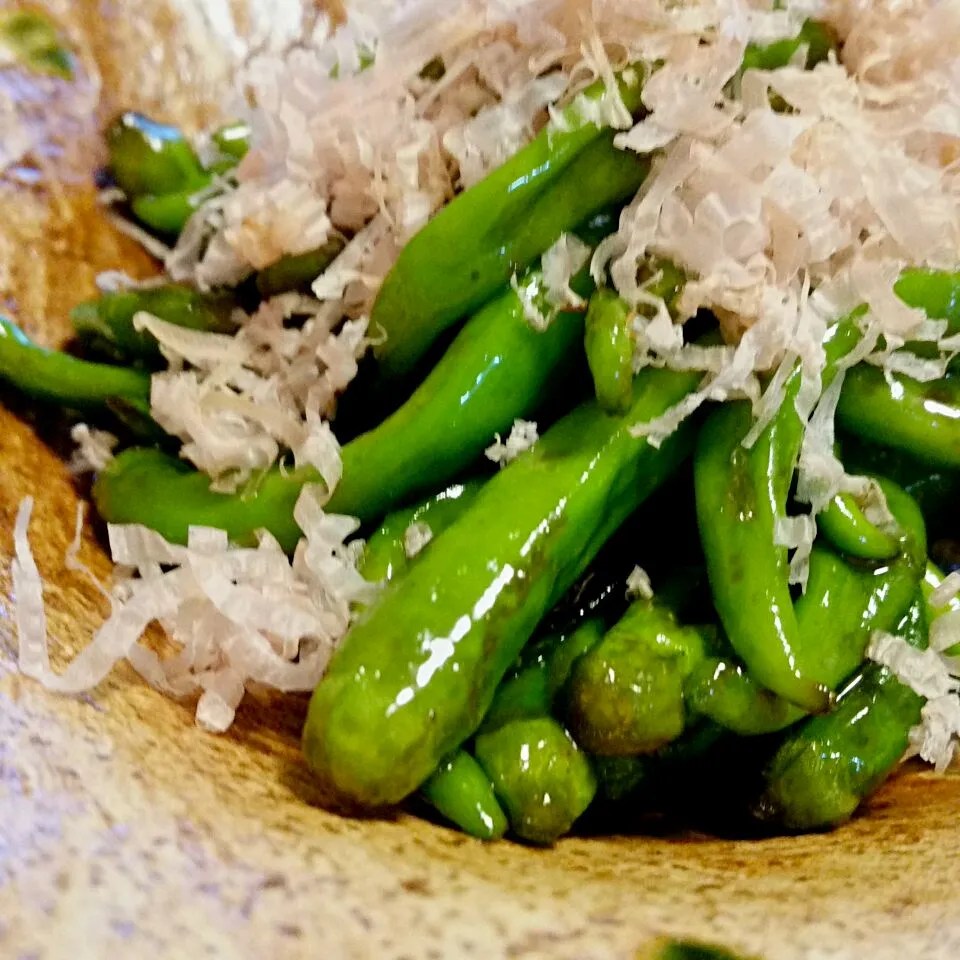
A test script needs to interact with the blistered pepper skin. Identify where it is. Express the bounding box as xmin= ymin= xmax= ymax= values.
xmin=754 ymin=596 xmax=928 ymax=831
xmin=473 ymin=716 xmax=596 ymax=845
xmin=566 ymin=600 xmax=708 ymax=755
xmin=687 ymin=478 xmax=926 ymax=735
xmin=303 ymin=364 xmax=702 ymax=808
